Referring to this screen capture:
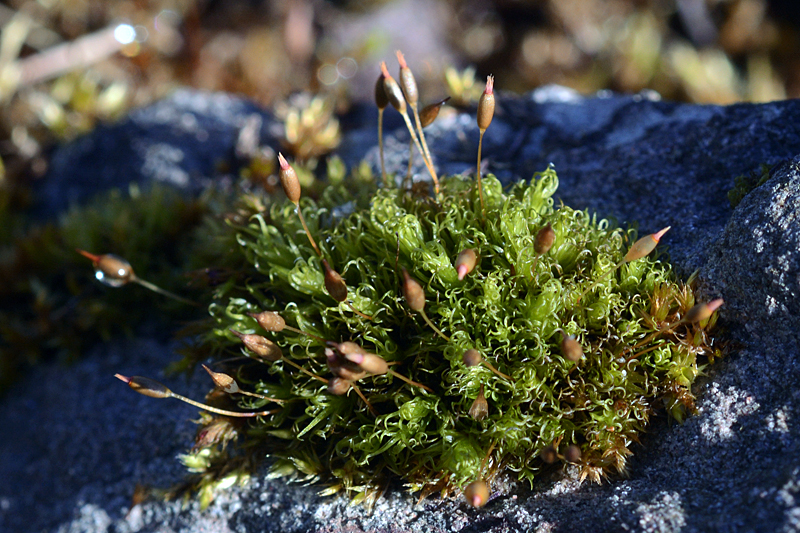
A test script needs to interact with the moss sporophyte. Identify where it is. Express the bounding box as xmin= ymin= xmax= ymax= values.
xmin=113 ymin=55 xmax=724 ymax=508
